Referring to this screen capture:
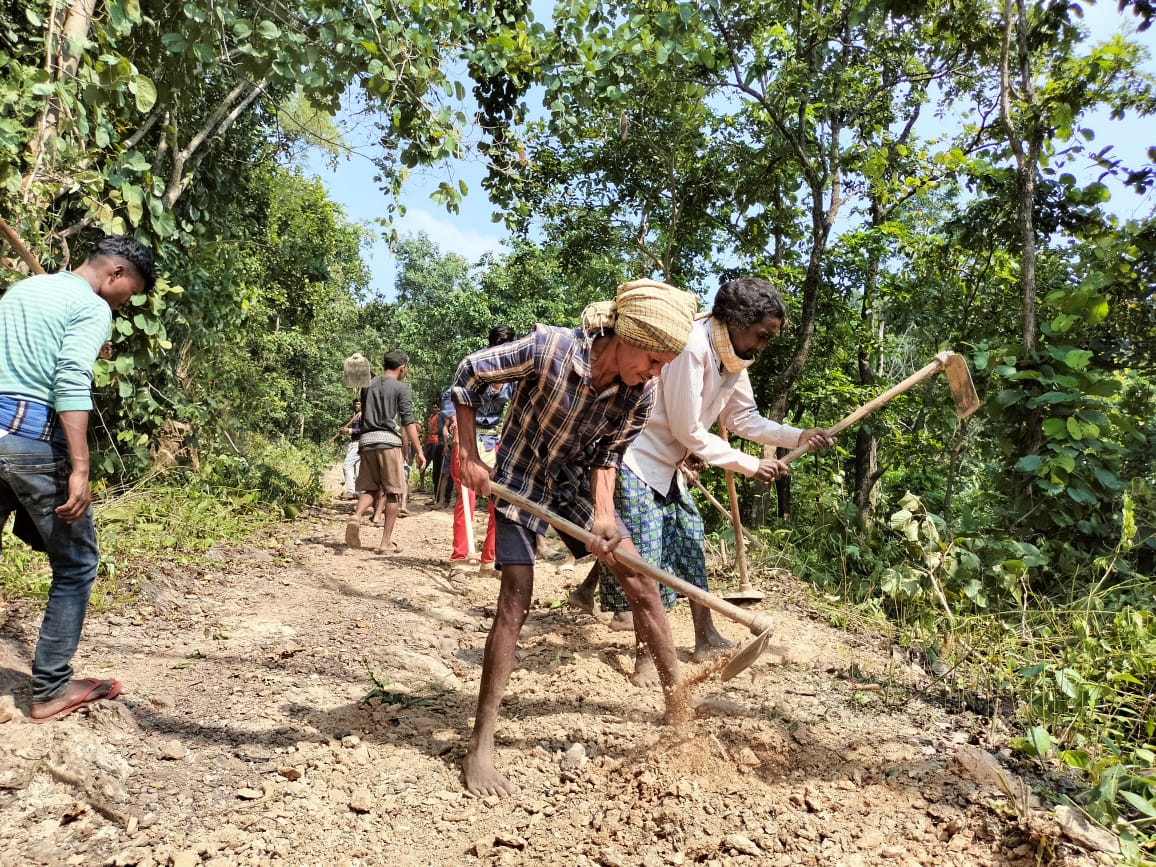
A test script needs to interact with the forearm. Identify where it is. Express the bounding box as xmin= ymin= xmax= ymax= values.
xmin=57 ymin=411 xmax=90 ymax=473
xmin=404 ymin=423 xmax=422 ymax=455
xmin=453 ymin=405 xmax=481 ymax=464
xmin=590 ymin=466 xmax=617 ymax=527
